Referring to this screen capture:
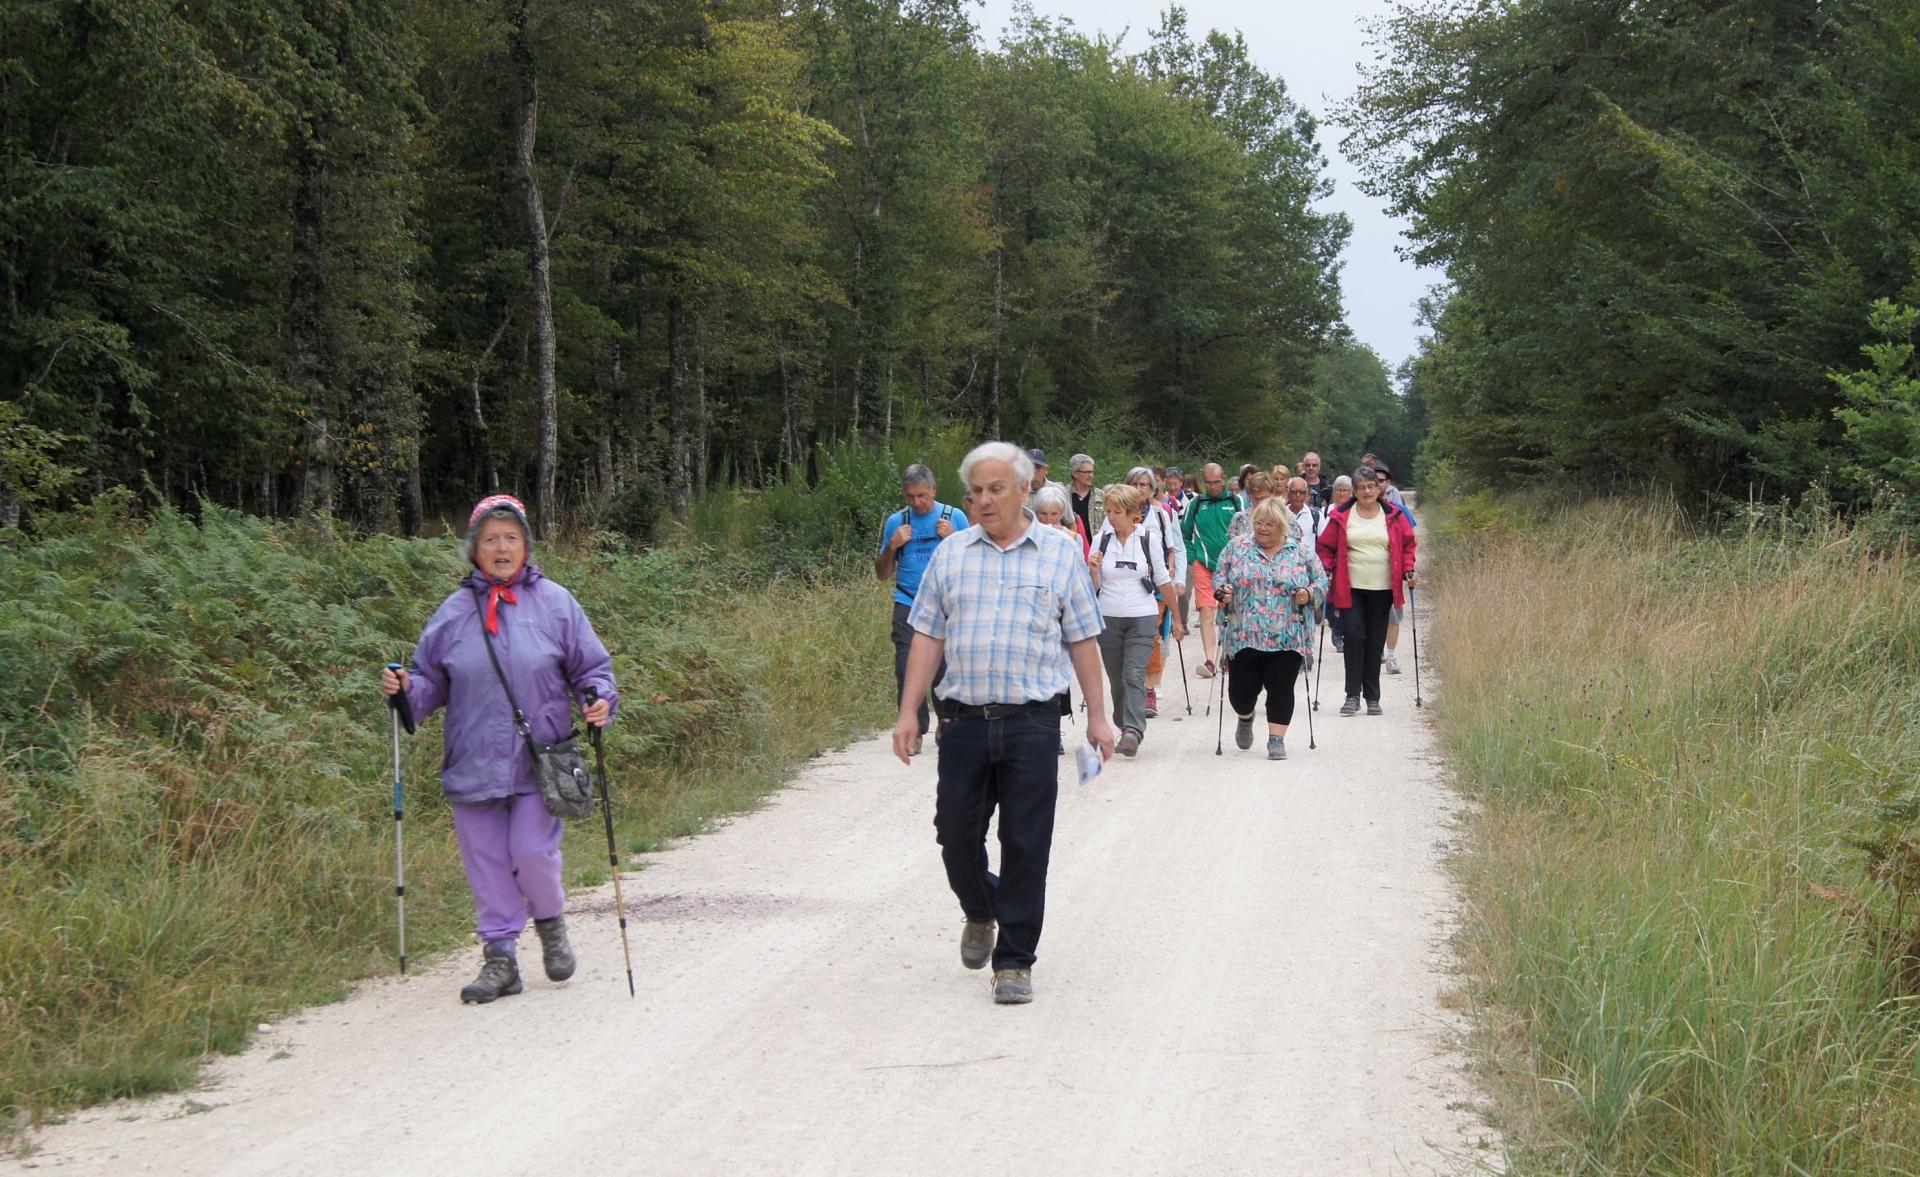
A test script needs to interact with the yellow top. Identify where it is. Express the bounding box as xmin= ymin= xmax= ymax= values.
xmin=1346 ymin=506 xmax=1391 ymax=591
